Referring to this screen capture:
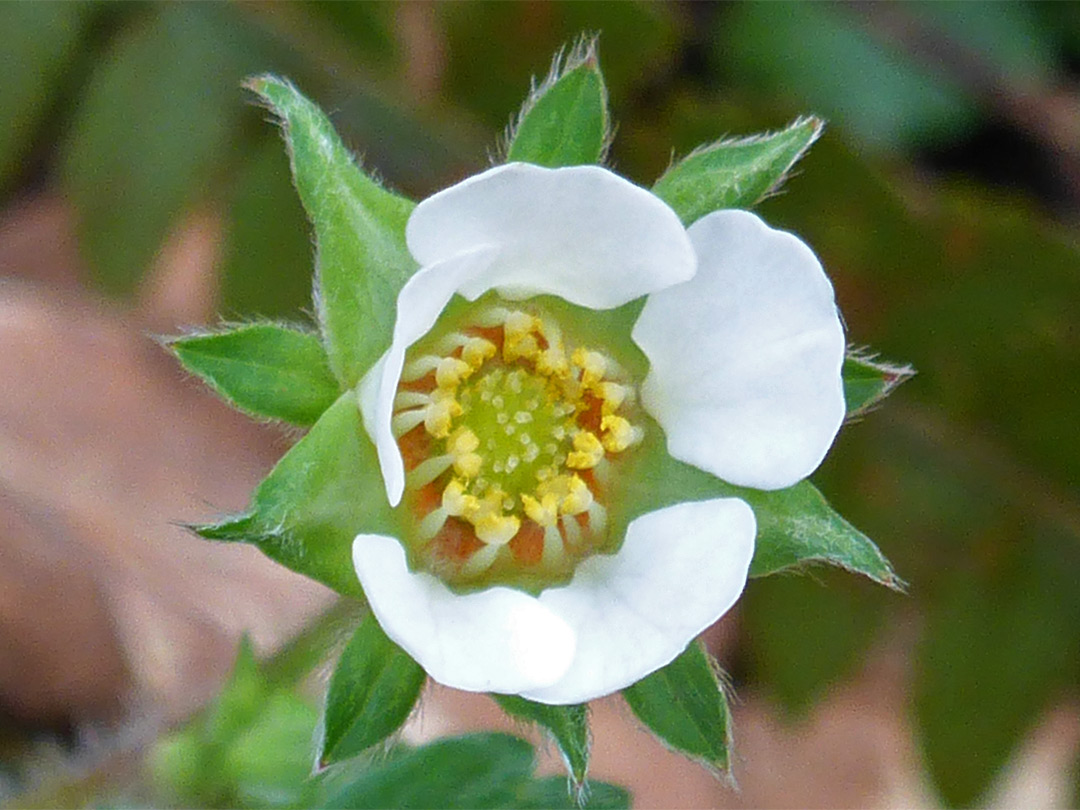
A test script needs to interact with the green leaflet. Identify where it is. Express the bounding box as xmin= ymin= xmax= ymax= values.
xmin=622 ymin=642 xmax=733 ymax=776
xmin=652 ymin=117 xmax=823 ymax=225
xmin=318 ymin=615 xmax=426 ymax=767
xmin=505 ymin=38 xmax=609 ymax=167
xmin=493 ymin=695 xmax=590 ymax=788
xmin=843 ymin=350 xmax=915 ymax=418
xmin=321 ymin=733 xmax=629 ymax=810
xmin=193 ymin=392 xmax=398 ymax=599
xmin=168 ymin=323 xmax=340 ymax=426
xmin=248 ymin=74 xmax=417 ymax=389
